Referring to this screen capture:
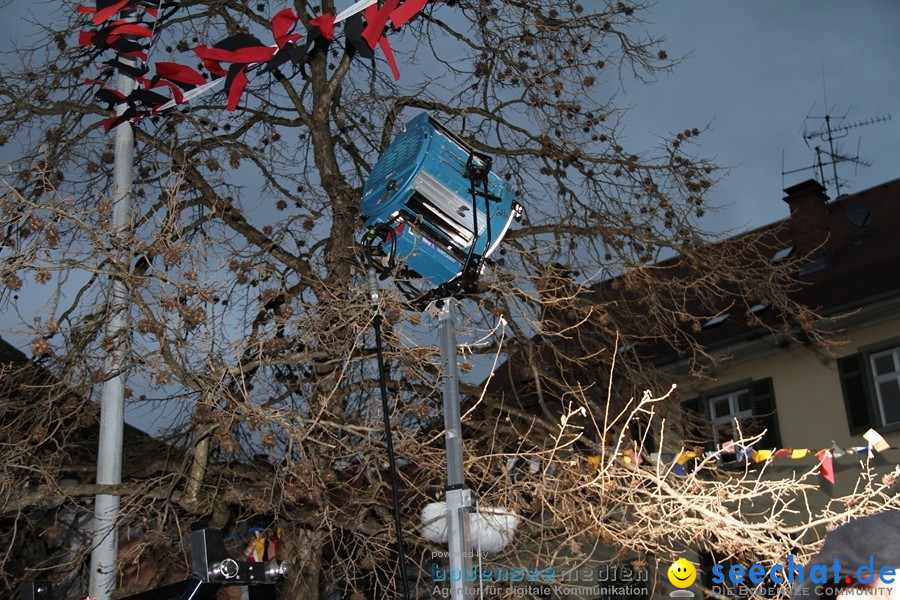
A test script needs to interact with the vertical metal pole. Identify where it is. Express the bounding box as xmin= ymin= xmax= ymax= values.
xmin=436 ymin=299 xmax=472 ymax=600
xmin=89 ymin=45 xmax=135 ymax=600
